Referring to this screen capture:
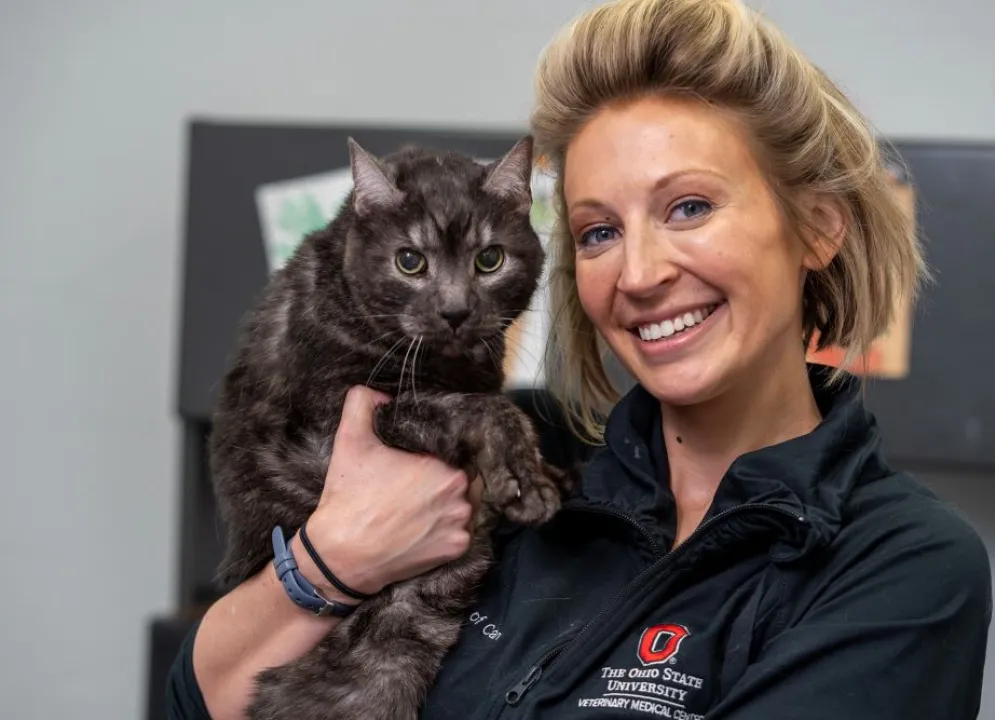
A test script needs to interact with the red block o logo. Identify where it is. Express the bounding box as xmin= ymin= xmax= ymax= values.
xmin=637 ymin=624 xmax=690 ymax=666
